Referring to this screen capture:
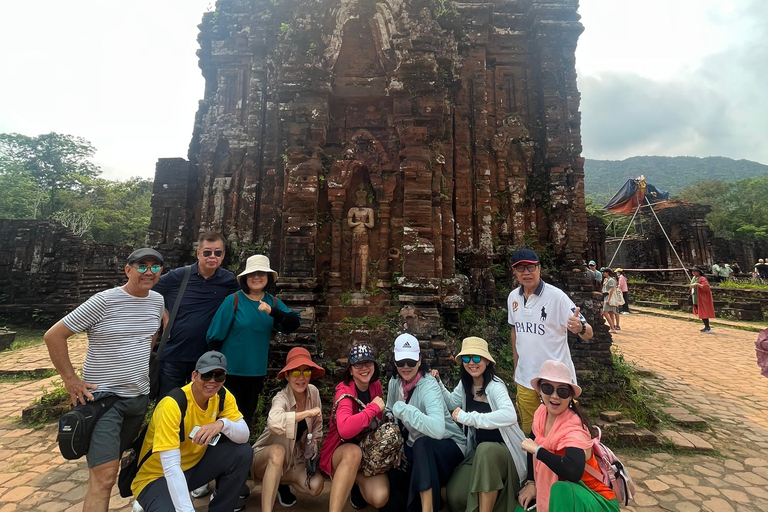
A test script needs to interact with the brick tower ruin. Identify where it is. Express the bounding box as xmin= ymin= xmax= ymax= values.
xmin=148 ymin=0 xmax=608 ymax=375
